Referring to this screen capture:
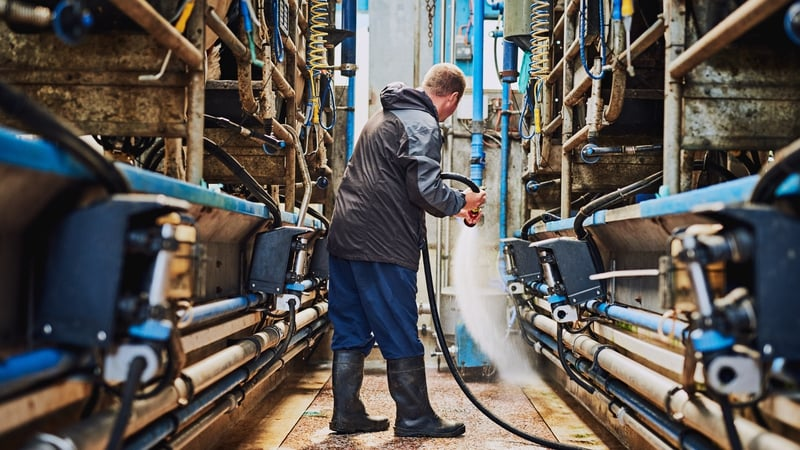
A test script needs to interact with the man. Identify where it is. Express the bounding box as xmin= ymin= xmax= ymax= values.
xmin=326 ymin=62 xmax=487 ymax=438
